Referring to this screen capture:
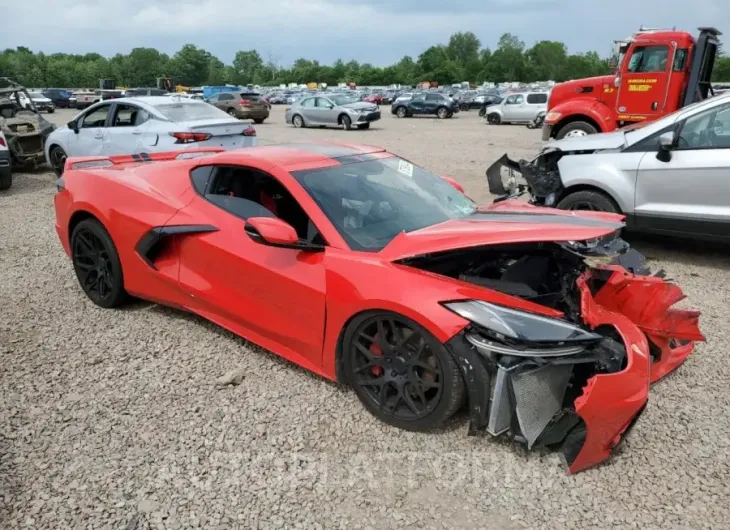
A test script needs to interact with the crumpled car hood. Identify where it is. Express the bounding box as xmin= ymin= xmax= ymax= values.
xmin=380 ymin=203 xmax=625 ymax=261
xmin=544 ymin=130 xmax=627 ymax=152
